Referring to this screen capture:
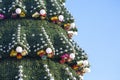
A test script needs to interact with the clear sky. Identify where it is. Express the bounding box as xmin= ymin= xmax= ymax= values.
xmin=66 ymin=0 xmax=120 ymax=80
